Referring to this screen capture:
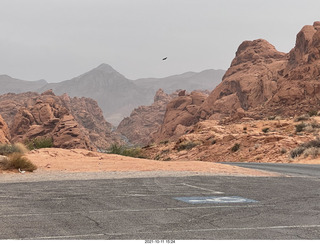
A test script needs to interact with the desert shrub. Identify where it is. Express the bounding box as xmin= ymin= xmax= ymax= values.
xmin=25 ymin=137 xmax=53 ymax=150
xmin=295 ymin=115 xmax=310 ymax=122
xmin=0 ymin=143 xmax=28 ymax=156
xmin=1 ymin=153 xmax=37 ymax=172
xmin=154 ymin=154 xmax=161 ymax=160
xmin=290 ymin=147 xmax=306 ymax=158
xmin=107 ymin=144 xmax=145 ymax=158
xmin=176 ymin=141 xmax=199 ymax=151
xmin=295 ymin=123 xmax=306 ymax=133
xmin=159 ymin=140 xmax=169 ymax=145
xmin=290 ymin=138 xmax=320 ymax=158
xmin=122 ymin=148 xmax=145 ymax=158
xmin=262 ymin=127 xmax=269 ymax=133
xmin=108 ymin=144 xmax=124 ymax=154
xmin=303 ymin=147 xmax=320 ymax=159
xmin=311 ymin=122 xmax=320 ymax=129
xmin=280 ymin=148 xmax=287 ymax=154
xmin=301 ymin=138 xmax=320 ymax=148
xmin=231 ymin=143 xmax=240 ymax=152
xmin=308 ymin=110 xmax=318 ymax=117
